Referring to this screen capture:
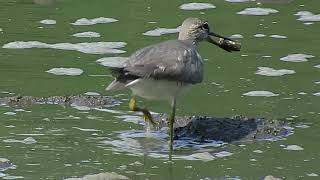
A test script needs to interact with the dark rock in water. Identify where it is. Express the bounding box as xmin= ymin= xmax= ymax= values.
xmin=167 ymin=115 xmax=291 ymax=143
xmin=0 ymin=95 xmax=120 ymax=109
